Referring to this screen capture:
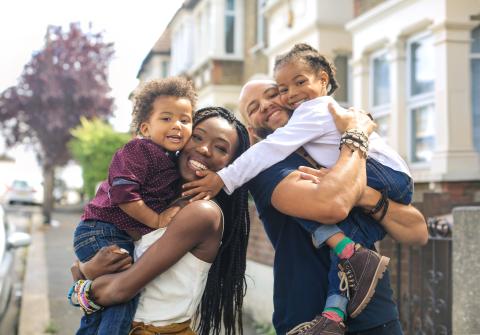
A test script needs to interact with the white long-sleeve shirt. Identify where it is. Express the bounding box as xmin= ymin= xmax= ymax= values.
xmin=218 ymin=96 xmax=411 ymax=194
